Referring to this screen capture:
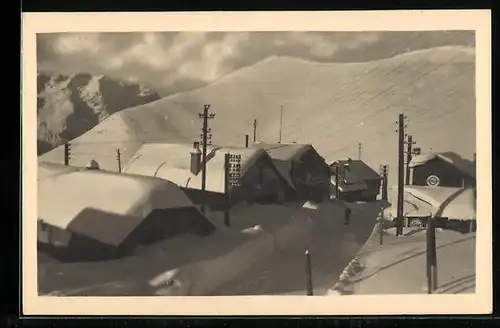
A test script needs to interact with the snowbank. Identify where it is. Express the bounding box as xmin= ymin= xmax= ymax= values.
xmin=327 ymin=225 xmax=476 ymax=295
xmin=38 ymin=202 xmax=337 ymax=296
